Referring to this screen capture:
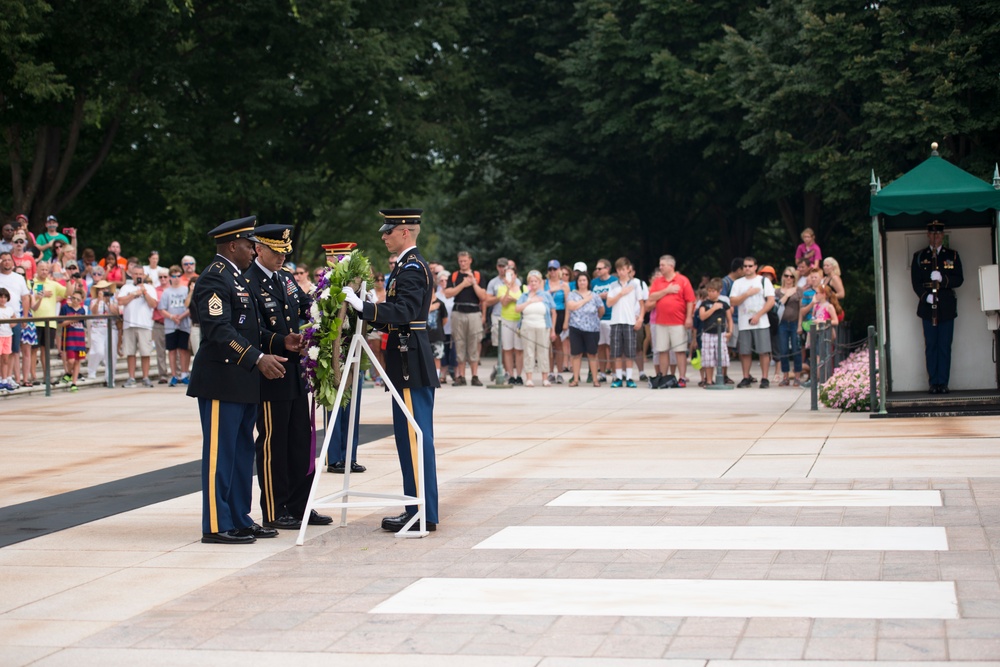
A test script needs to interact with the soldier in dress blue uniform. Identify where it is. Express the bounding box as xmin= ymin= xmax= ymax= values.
xmin=911 ymin=219 xmax=964 ymax=394
xmin=342 ymin=209 xmax=440 ymax=532
xmin=245 ymin=224 xmax=333 ymax=530
xmin=187 ymin=216 xmax=288 ymax=545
